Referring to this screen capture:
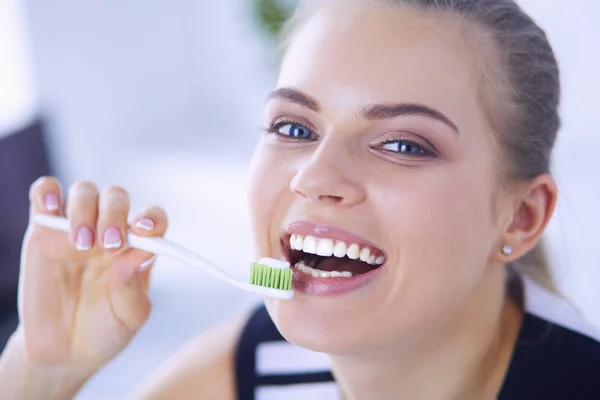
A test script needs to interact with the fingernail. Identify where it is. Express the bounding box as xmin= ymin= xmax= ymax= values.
xmin=138 ymin=255 xmax=156 ymax=272
xmin=103 ymin=226 xmax=122 ymax=249
xmin=135 ymin=218 xmax=155 ymax=232
xmin=76 ymin=226 xmax=93 ymax=251
xmin=45 ymin=193 xmax=59 ymax=211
